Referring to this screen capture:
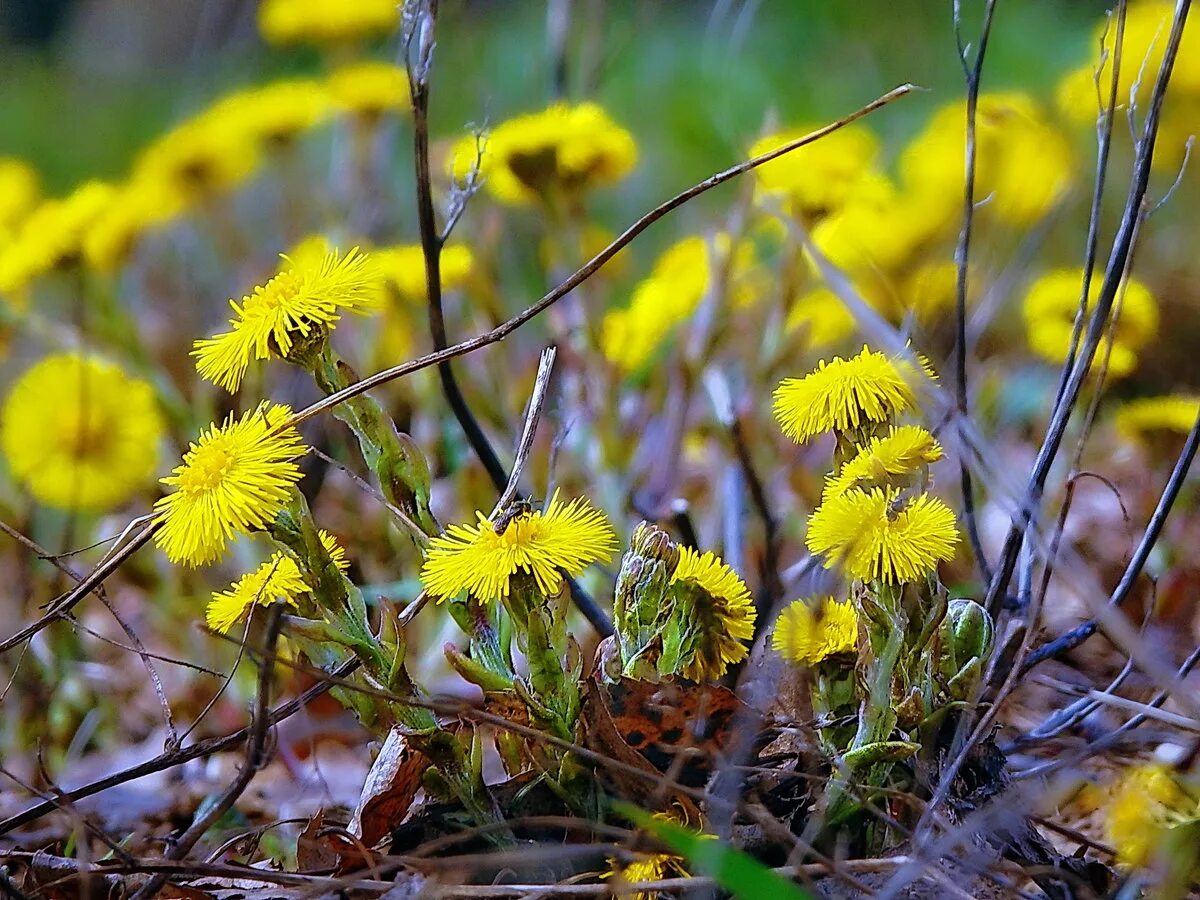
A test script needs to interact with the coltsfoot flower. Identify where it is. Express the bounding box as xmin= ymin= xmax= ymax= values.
xmin=1105 ymin=764 xmax=1200 ymax=868
xmin=670 ymin=546 xmax=757 ymax=681
xmin=1 ymin=353 xmax=163 ymax=511
xmin=1114 ymin=395 xmax=1200 ymax=442
xmin=824 ymin=425 xmax=943 ymax=499
xmin=773 ymin=346 xmax=921 ymax=444
xmin=258 ymin=0 xmax=399 ymax=46
xmin=772 ymin=597 xmax=858 ymax=666
xmin=327 ymin=61 xmax=410 ymax=120
xmin=193 ymin=247 xmax=379 ymax=392
xmin=419 ymin=491 xmax=618 ymax=602
xmin=805 ymin=488 xmax=959 ymax=584
xmin=205 ymin=530 xmax=348 ymax=633
xmin=154 ymin=402 xmax=306 ymax=566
